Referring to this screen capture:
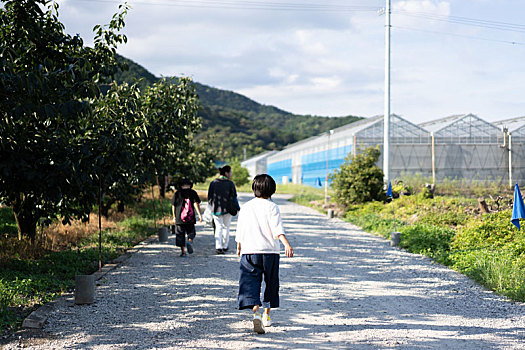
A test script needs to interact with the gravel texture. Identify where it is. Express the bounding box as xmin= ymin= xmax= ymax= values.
xmin=3 ymin=193 xmax=525 ymax=349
